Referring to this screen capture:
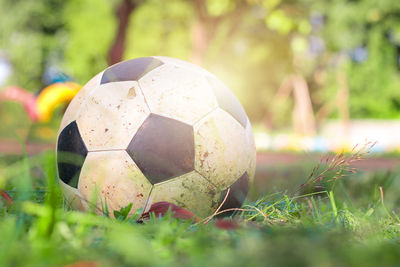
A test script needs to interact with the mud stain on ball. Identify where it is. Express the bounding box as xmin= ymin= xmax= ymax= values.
xmin=127 ymin=86 xmax=137 ymax=99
